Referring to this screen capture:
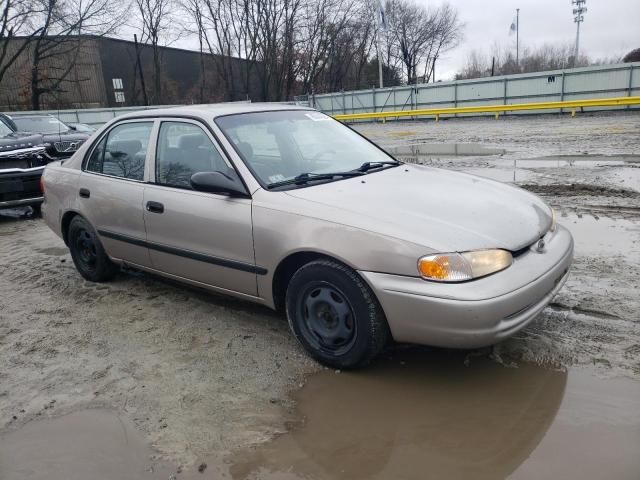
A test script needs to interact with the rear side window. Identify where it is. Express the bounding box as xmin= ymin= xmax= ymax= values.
xmin=155 ymin=121 xmax=228 ymax=188
xmin=85 ymin=122 xmax=153 ymax=181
